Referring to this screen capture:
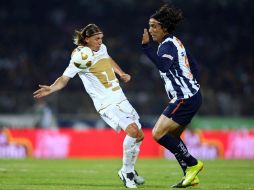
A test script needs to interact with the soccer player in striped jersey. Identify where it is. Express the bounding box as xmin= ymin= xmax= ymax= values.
xmin=34 ymin=24 xmax=144 ymax=189
xmin=141 ymin=4 xmax=203 ymax=188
